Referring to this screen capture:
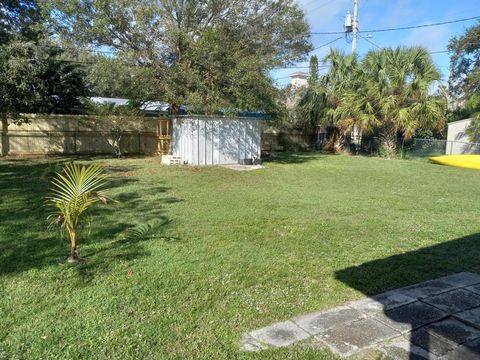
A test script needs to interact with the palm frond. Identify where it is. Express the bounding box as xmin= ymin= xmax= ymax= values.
xmin=46 ymin=162 xmax=110 ymax=232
